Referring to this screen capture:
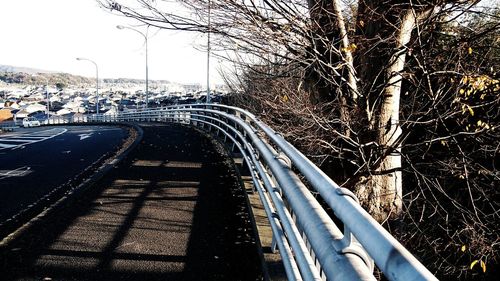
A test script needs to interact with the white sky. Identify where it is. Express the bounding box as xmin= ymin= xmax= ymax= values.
xmin=0 ymin=0 xmax=221 ymax=84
